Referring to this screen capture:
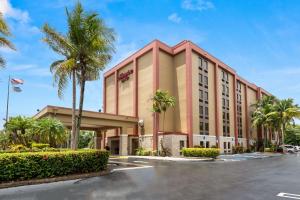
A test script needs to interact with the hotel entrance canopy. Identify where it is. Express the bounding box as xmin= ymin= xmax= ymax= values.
xmin=34 ymin=105 xmax=138 ymax=131
xmin=34 ymin=105 xmax=139 ymax=155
